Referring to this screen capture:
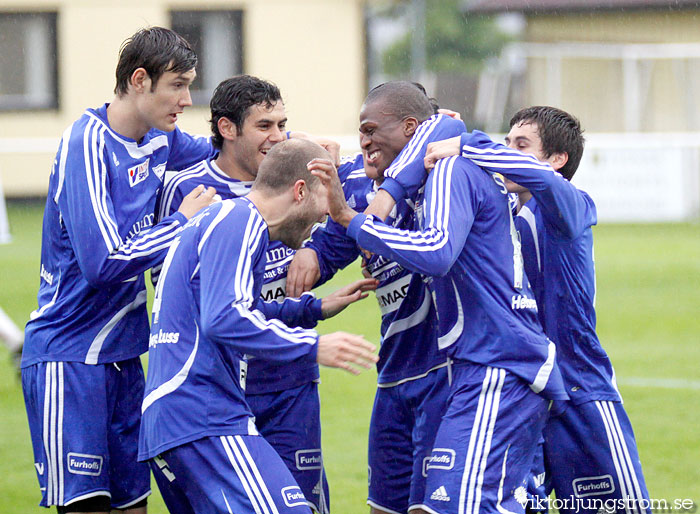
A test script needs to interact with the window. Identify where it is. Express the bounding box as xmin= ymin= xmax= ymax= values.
xmin=0 ymin=12 xmax=58 ymax=111
xmin=171 ymin=10 xmax=244 ymax=105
